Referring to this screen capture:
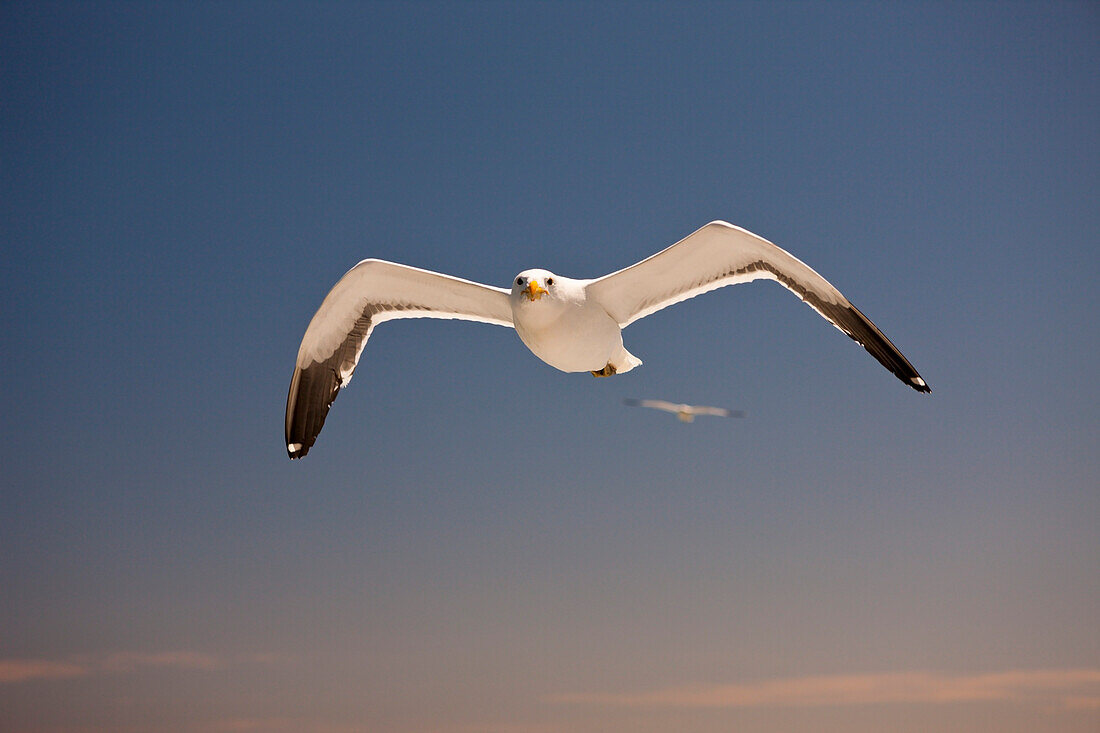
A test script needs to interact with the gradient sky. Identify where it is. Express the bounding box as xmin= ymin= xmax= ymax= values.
xmin=2 ymin=2 xmax=1098 ymax=732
